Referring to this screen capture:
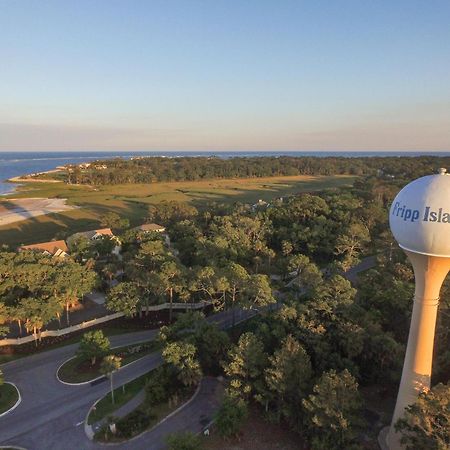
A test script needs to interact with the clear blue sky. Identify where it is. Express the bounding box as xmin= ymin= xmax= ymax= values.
xmin=1 ymin=0 xmax=449 ymax=151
